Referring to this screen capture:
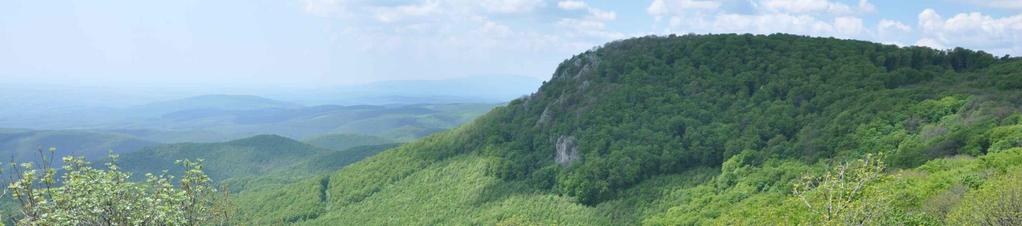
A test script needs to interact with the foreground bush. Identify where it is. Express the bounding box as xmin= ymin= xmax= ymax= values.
xmin=5 ymin=149 xmax=230 ymax=225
